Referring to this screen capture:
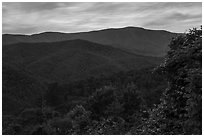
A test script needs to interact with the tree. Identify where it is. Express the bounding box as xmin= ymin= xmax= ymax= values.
xmin=66 ymin=105 xmax=91 ymax=134
xmin=137 ymin=27 xmax=202 ymax=135
xmin=86 ymin=86 xmax=116 ymax=119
